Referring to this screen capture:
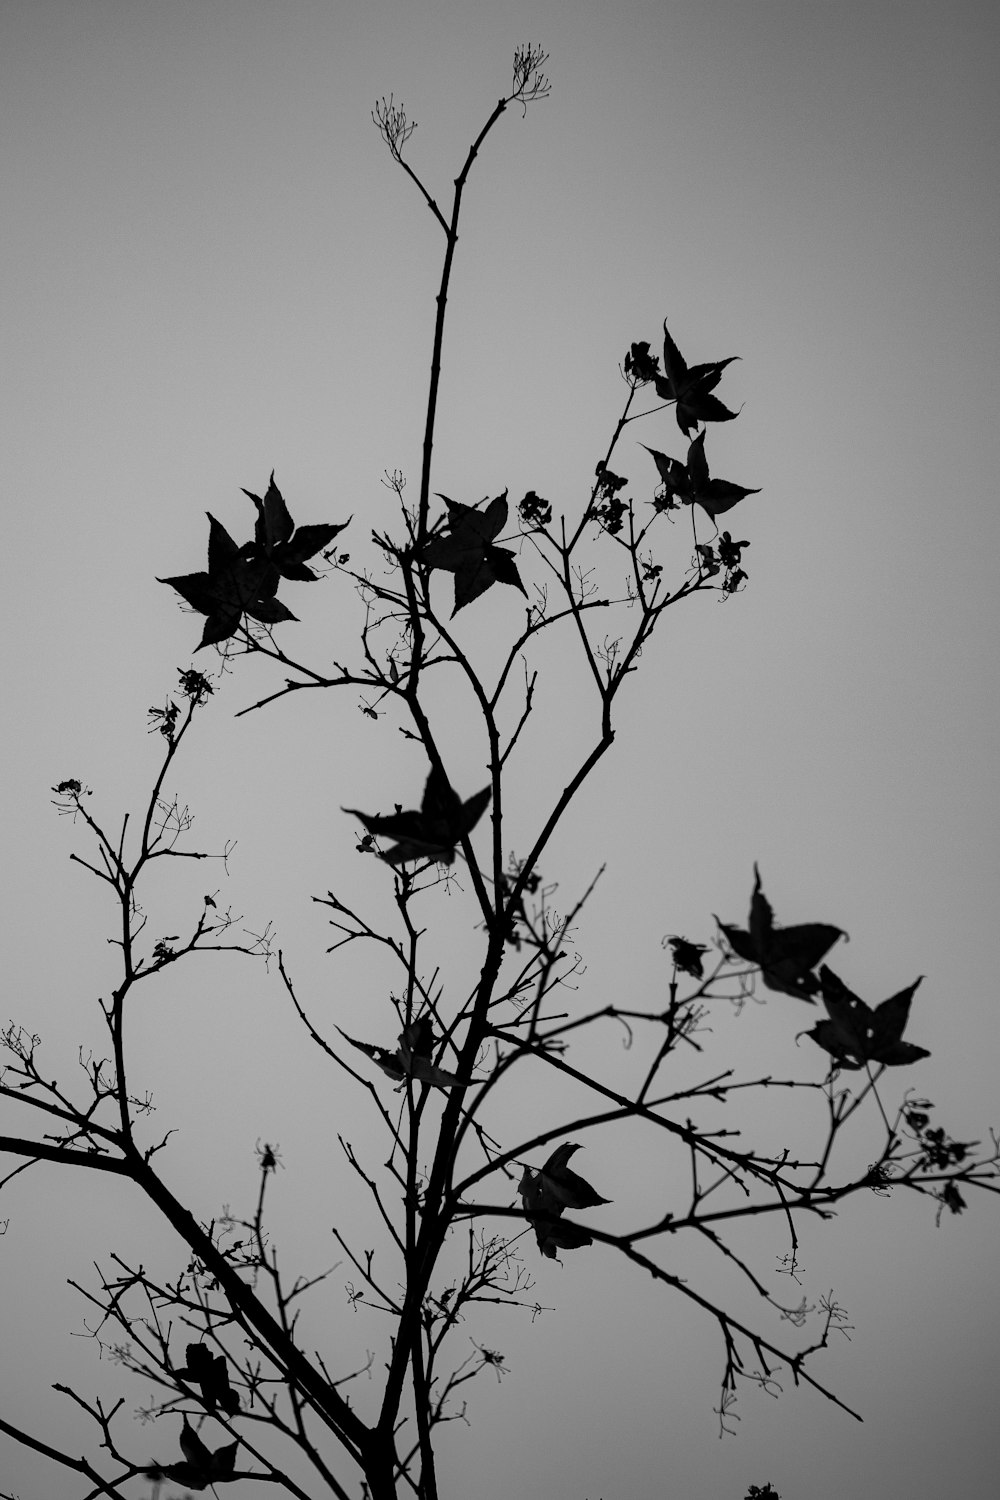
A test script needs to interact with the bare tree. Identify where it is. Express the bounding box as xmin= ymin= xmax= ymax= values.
xmin=2 ymin=47 xmax=997 ymax=1500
